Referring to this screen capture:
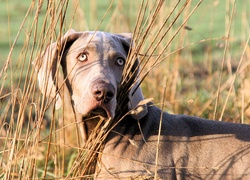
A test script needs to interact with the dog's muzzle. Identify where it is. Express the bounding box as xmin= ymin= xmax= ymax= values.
xmin=80 ymin=79 xmax=116 ymax=118
xmin=91 ymin=79 xmax=115 ymax=103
